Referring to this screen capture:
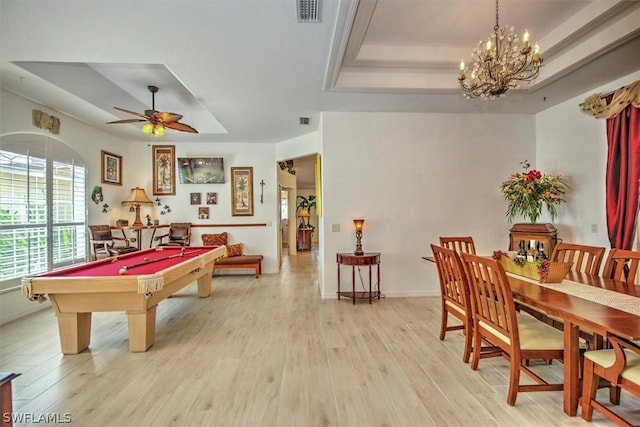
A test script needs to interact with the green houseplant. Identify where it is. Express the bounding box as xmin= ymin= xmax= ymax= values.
xmin=501 ymin=161 xmax=569 ymax=223
xmin=296 ymin=195 xmax=316 ymax=230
